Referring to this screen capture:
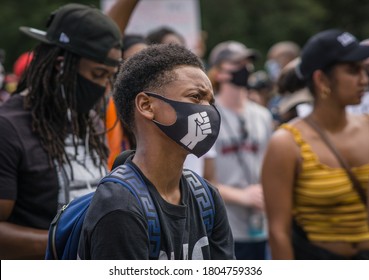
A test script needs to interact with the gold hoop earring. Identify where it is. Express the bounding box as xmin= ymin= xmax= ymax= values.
xmin=321 ymin=88 xmax=331 ymax=99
